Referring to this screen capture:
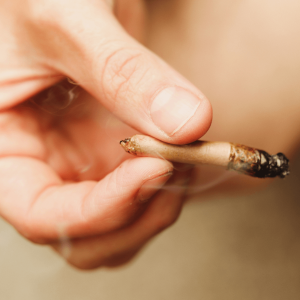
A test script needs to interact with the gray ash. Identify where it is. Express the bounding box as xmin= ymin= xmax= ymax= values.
xmin=255 ymin=151 xmax=290 ymax=178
